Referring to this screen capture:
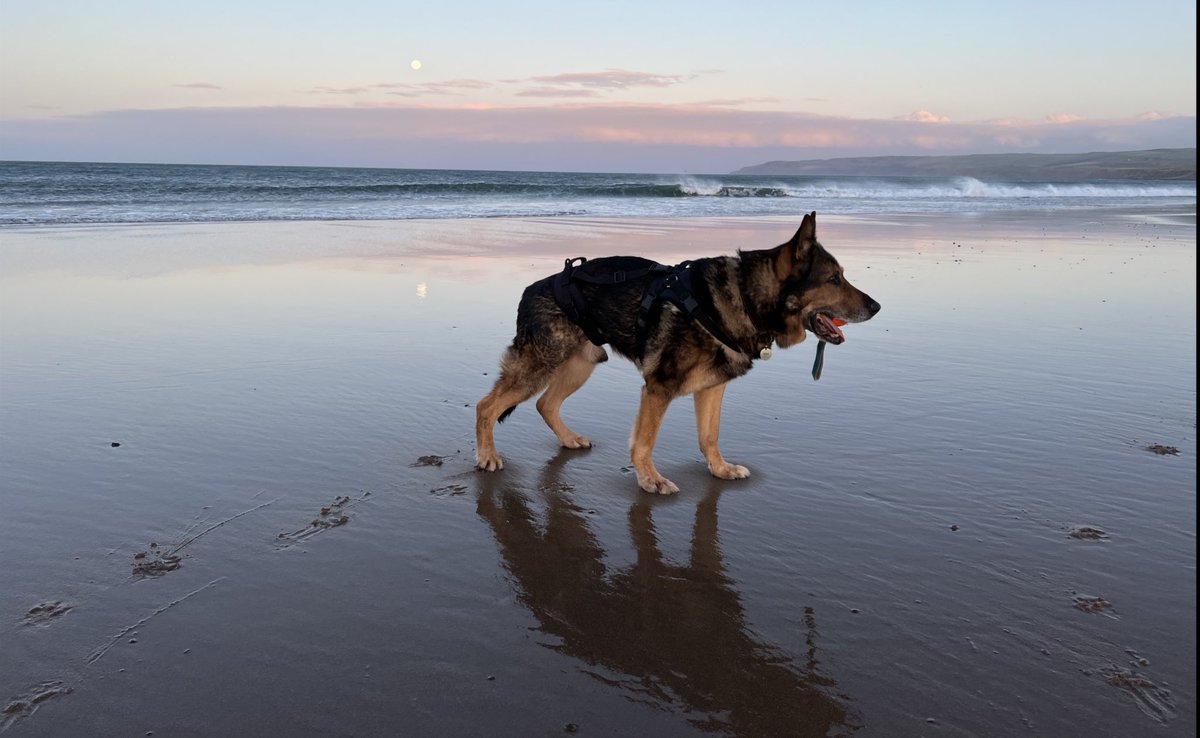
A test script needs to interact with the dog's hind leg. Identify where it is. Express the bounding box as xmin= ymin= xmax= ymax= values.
xmin=630 ymin=384 xmax=678 ymax=495
xmin=476 ymin=346 xmax=556 ymax=472
xmin=536 ymin=341 xmax=607 ymax=449
xmin=693 ymin=383 xmax=750 ymax=480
